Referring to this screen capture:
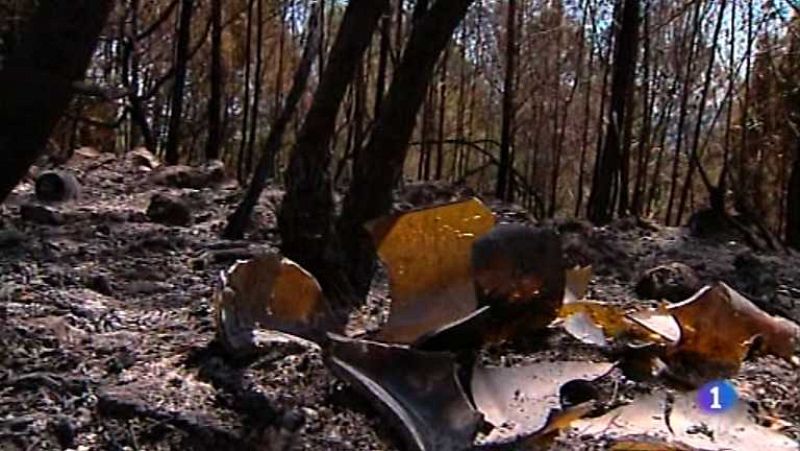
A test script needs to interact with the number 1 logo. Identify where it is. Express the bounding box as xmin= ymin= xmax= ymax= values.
xmin=698 ymin=380 xmax=737 ymax=413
